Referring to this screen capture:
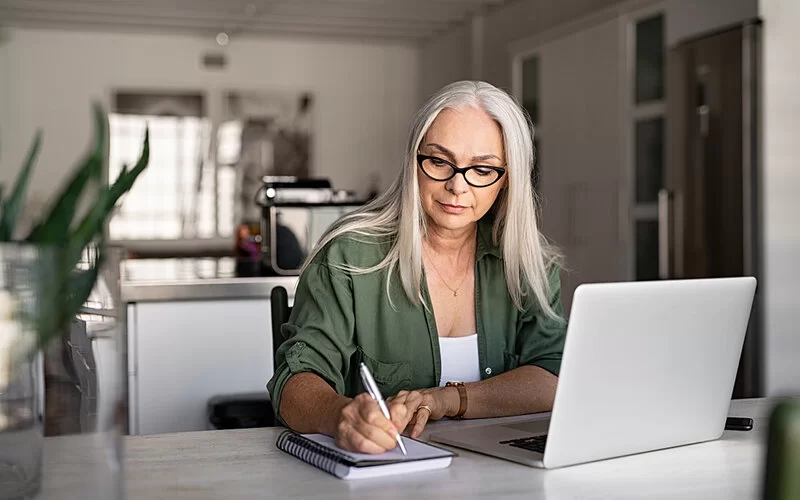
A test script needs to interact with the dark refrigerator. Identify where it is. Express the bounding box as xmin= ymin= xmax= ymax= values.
xmin=665 ymin=20 xmax=763 ymax=398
